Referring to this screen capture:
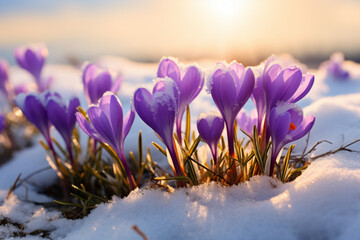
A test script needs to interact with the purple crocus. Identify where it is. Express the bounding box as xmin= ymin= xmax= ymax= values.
xmin=82 ymin=63 xmax=122 ymax=105
xmin=209 ymin=61 xmax=255 ymax=157
xmin=197 ymin=112 xmax=224 ymax=168
xmin=76 ymin=92 xmax=136 ymax=189
xmin=237 ymin=109 xmax=257 ymax=137
xmin=157 ymin=58 xmax=204 ymax=144
xmin=46 ymin=95 xmax=80 ymax=166
xmin=269 ymin=103 xmax=315 ymax=176
xmin=321 ymin=53 xmax=350 ymax=80
xmin=252 ymin=57 xmax=314 ymax=136
xmin=15 ymin=92 xmax=59 ymax=164
xmin=16 ymin=92 xmax=52 ymax=143
xmin=15 ymin=44 xmax=51 ymax=92
xmin=134 ymin=78 xmax=183 ymax=177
